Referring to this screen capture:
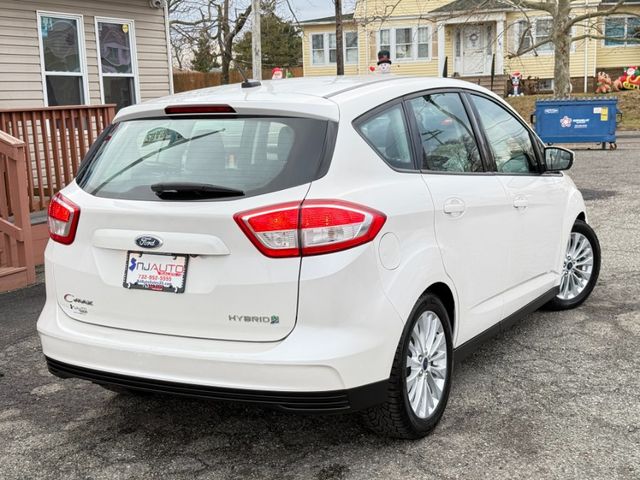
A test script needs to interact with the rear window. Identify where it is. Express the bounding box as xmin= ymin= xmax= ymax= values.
xmin=76 ymin=117 xmax=330 ymax=201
